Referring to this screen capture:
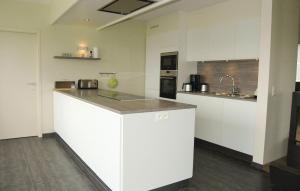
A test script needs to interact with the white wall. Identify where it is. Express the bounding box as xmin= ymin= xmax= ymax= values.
xmin=0 ymin=0 xmax=49 ymax=30
xmin=97 ymin=21 xmax=146 ymax=96
xmin=42 ymin=22 xmax=146 ymax=133
xmin=0 ymin=1 xmax=146 ymax=134
xmin=296 ymin=45 xmax=300 ymax=81
xmin=254 ymin=0 xmax=300 ymax=164
xmin=299 ymin=23 xmax=300 ymax=44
